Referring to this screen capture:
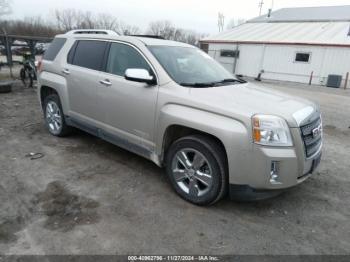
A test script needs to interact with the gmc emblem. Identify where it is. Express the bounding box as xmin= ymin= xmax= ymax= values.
xmin=312 ymin=124 xmax=323 ymax=138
